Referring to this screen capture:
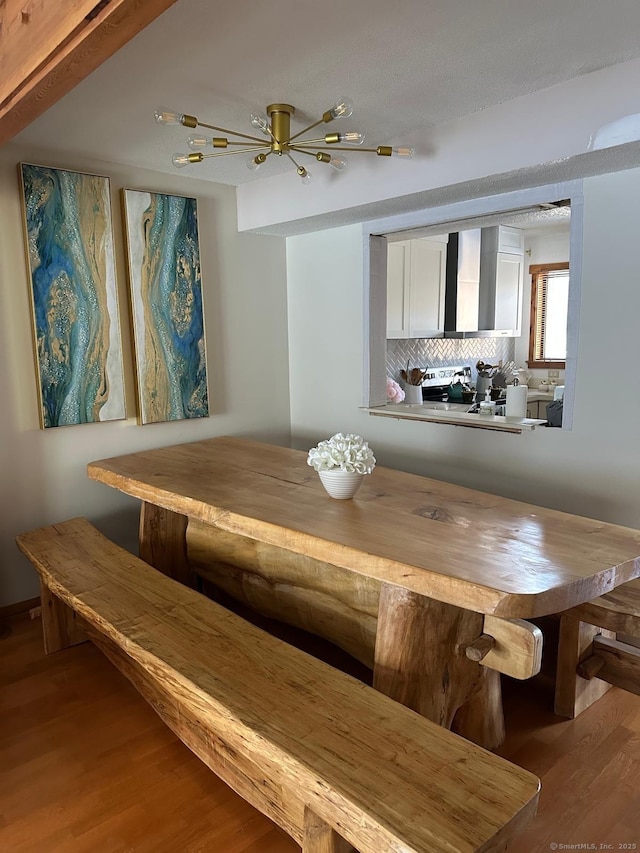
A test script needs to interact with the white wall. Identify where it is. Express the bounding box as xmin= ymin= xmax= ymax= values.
xmin=239 ymin=57 xmax=640 ymax=234
xmin=0 ymin=143 xmax=289 ymax=607
xmin=286 ymin=169 xmax=640 ymax=530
